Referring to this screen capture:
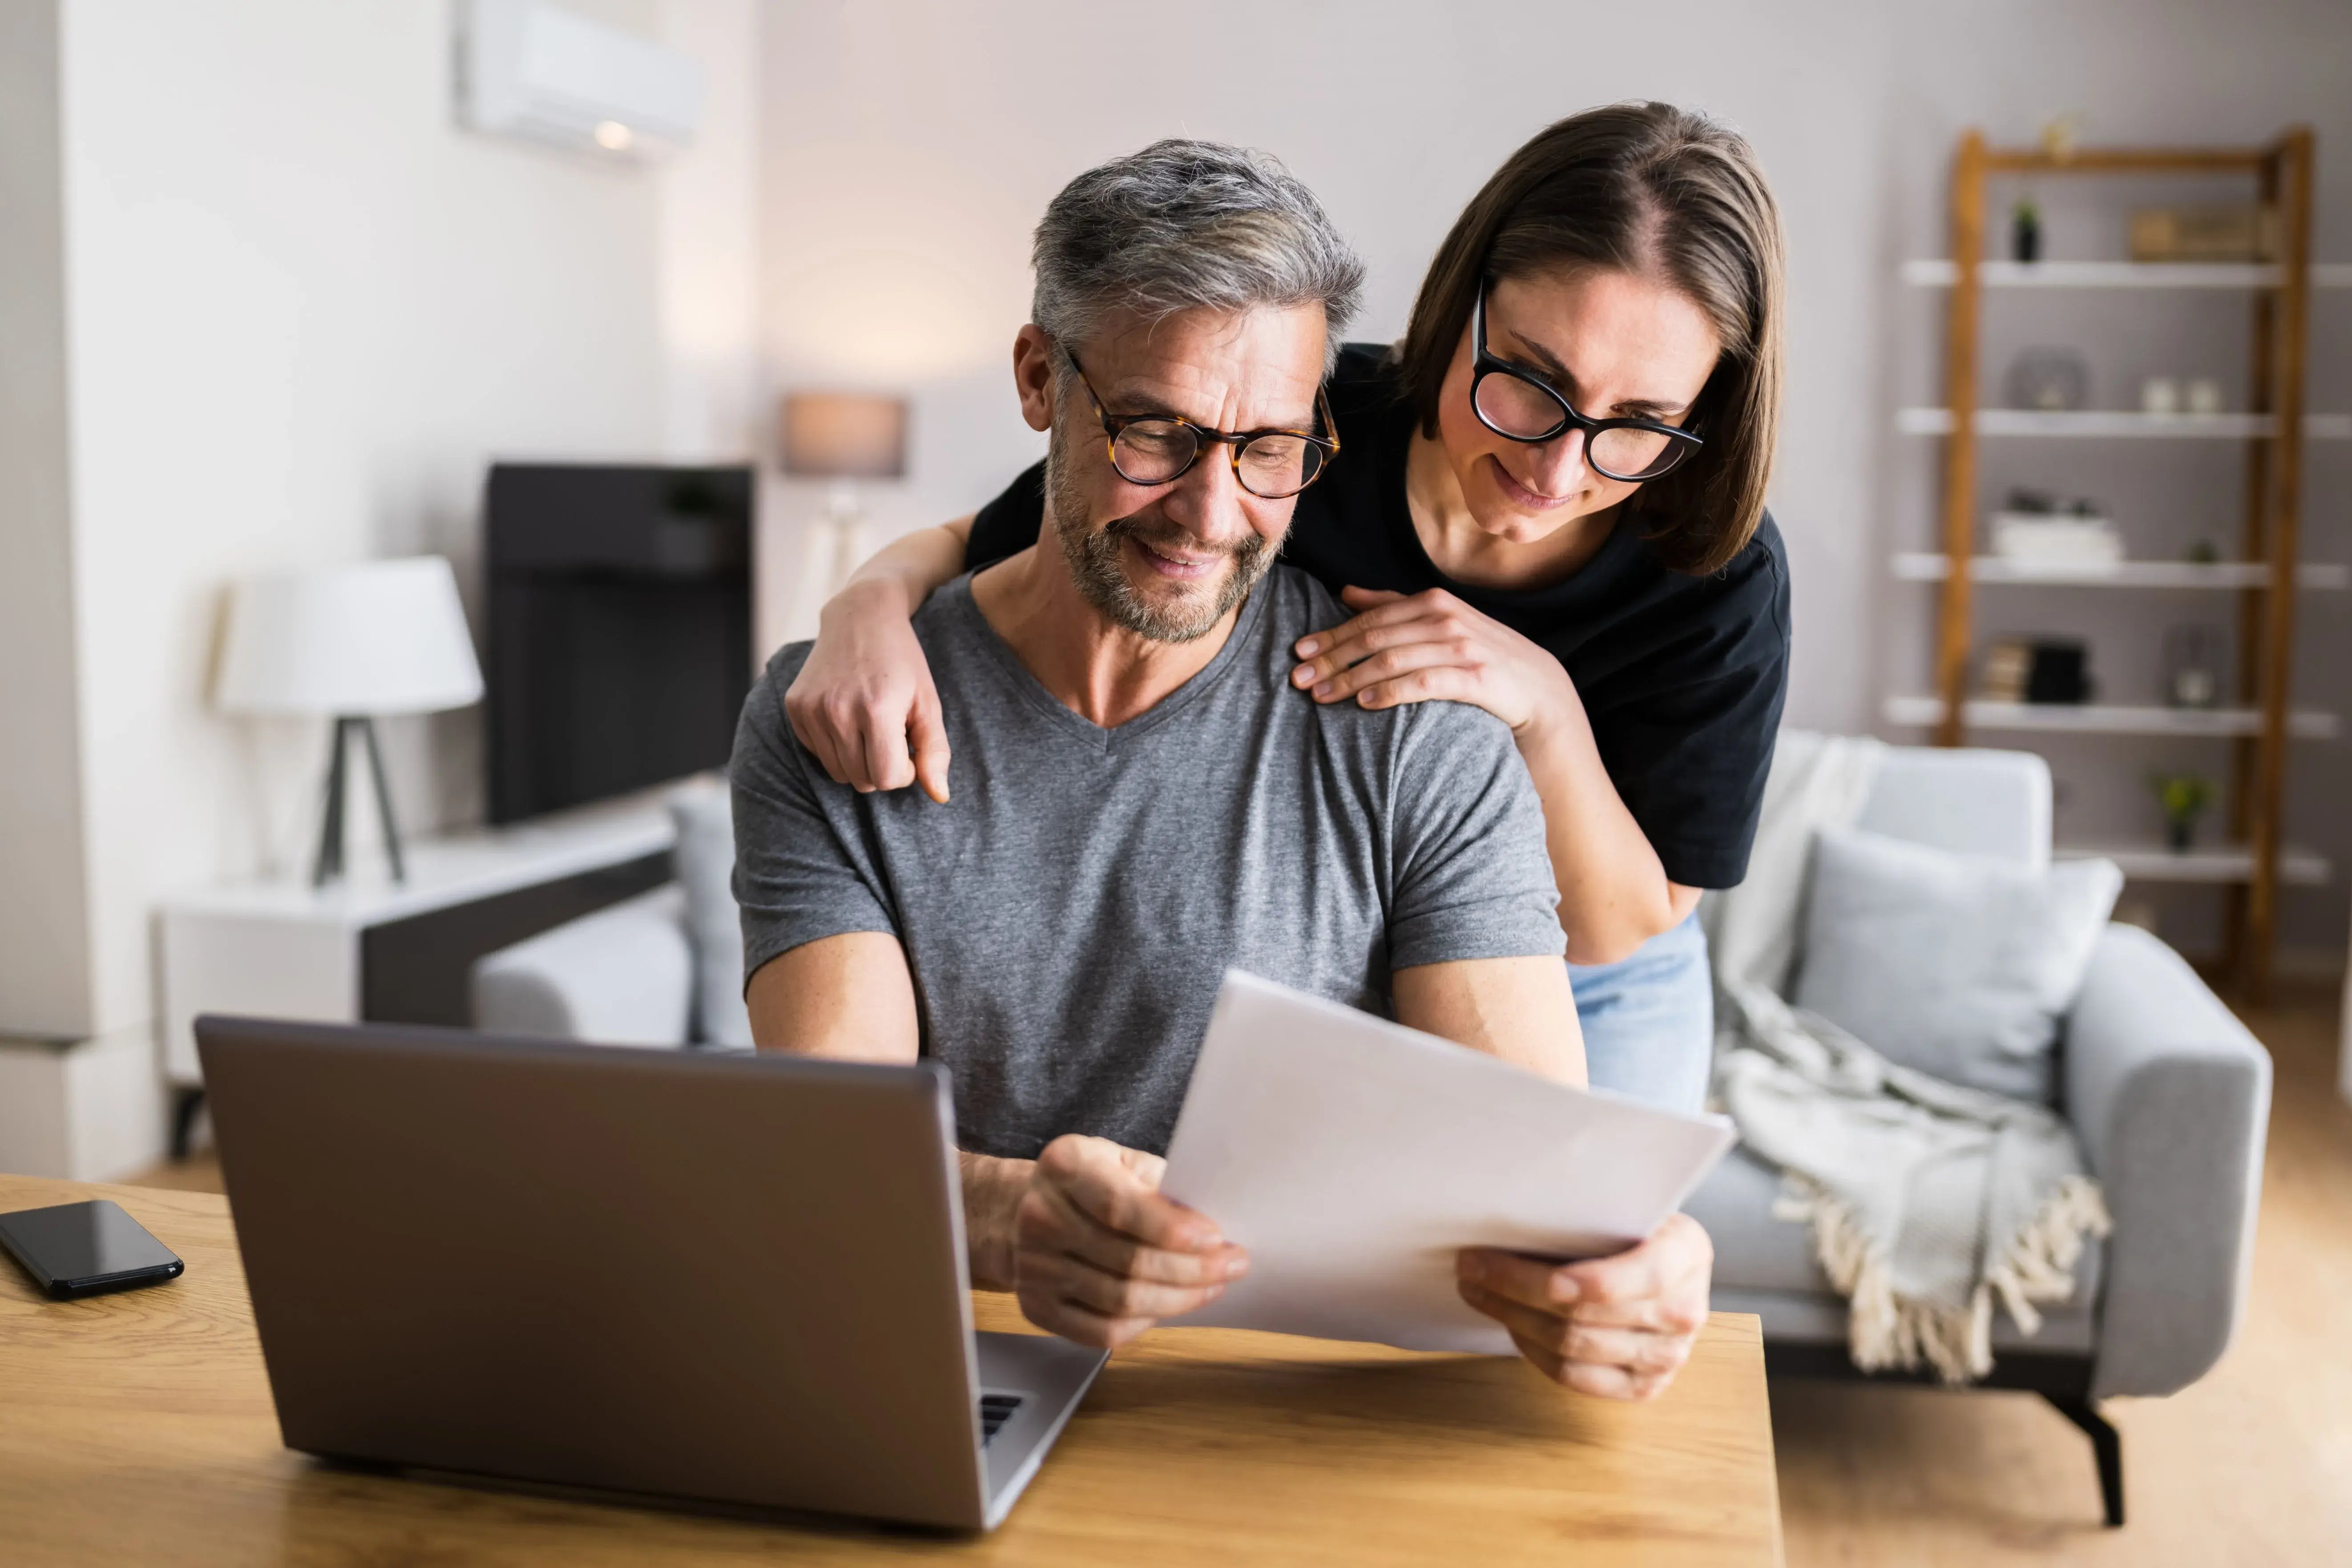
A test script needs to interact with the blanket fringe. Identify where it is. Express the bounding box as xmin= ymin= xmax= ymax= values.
xmin=1984 ymin=1174 xmax=2113 ymax=1338
xmin=1774 ymin=1173 xmax=2112 ymax=1386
